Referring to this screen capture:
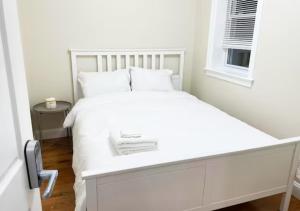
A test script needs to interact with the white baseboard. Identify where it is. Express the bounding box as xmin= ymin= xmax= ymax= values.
xmin=34 ymin=128 xmax=68 ymax=140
